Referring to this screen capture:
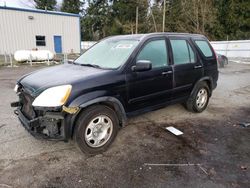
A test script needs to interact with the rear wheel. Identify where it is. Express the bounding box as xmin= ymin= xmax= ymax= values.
xmin=185 ymin=82 xmax=210 ymax=113
xmin=74 ymin=105 xmax=119 ymax=155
